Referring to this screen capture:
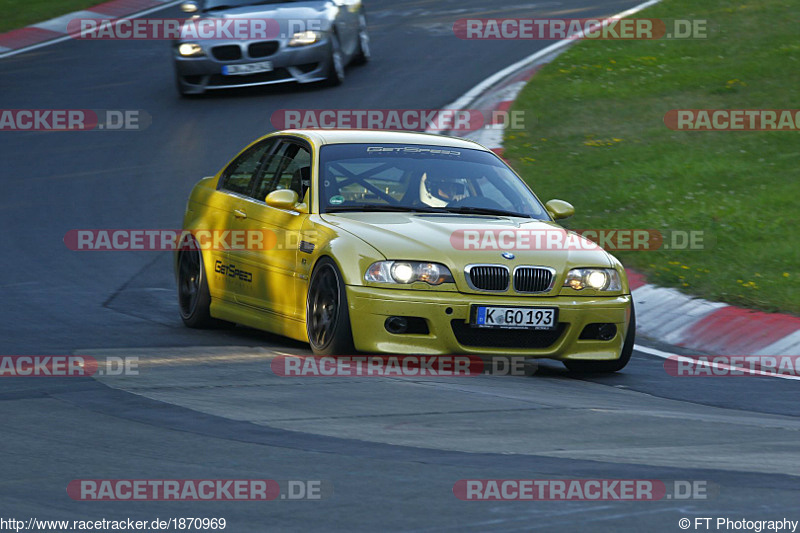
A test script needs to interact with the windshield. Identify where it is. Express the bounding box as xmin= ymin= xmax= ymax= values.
xmin=318 ymin=144 xmax=549 ymax=219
